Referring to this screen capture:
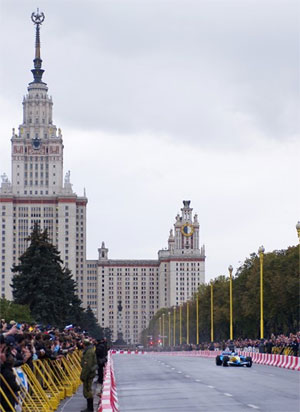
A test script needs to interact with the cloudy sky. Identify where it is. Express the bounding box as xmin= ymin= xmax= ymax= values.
xmin=0 ymin=0 xmax=299 ymax=281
